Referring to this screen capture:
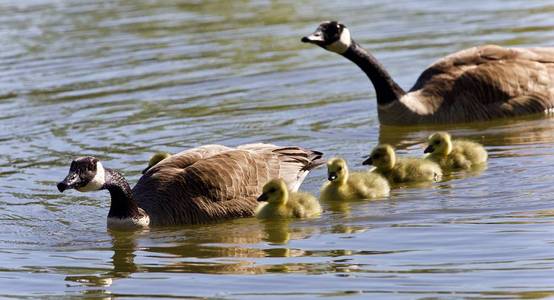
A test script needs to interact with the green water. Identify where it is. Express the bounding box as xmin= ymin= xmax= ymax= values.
xmin=1 ymin=0 xmax=554 ymax=298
